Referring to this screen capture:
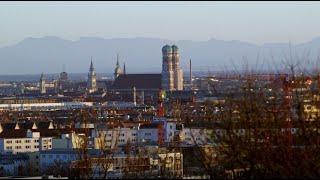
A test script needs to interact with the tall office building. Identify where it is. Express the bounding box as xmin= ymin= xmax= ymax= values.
xmin=161 ymin=45 xmax=183 ymax=91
